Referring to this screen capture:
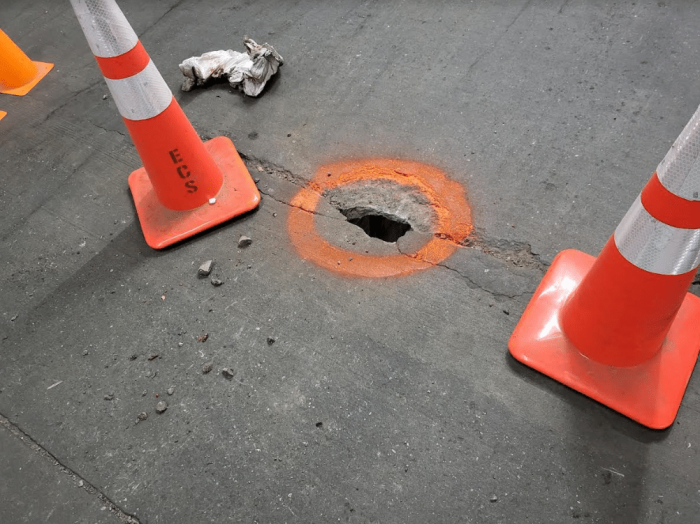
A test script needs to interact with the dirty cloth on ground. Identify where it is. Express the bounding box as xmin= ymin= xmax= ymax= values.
xmin=179 ymin=38 xmax=283 ymax=97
